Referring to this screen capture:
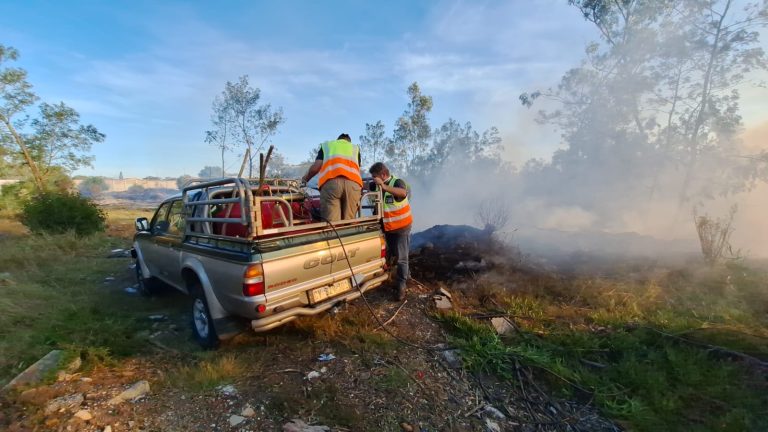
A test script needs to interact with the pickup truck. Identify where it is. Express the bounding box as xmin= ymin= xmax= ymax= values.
xmin=131 ymin=177 xmax=388 ymax=348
